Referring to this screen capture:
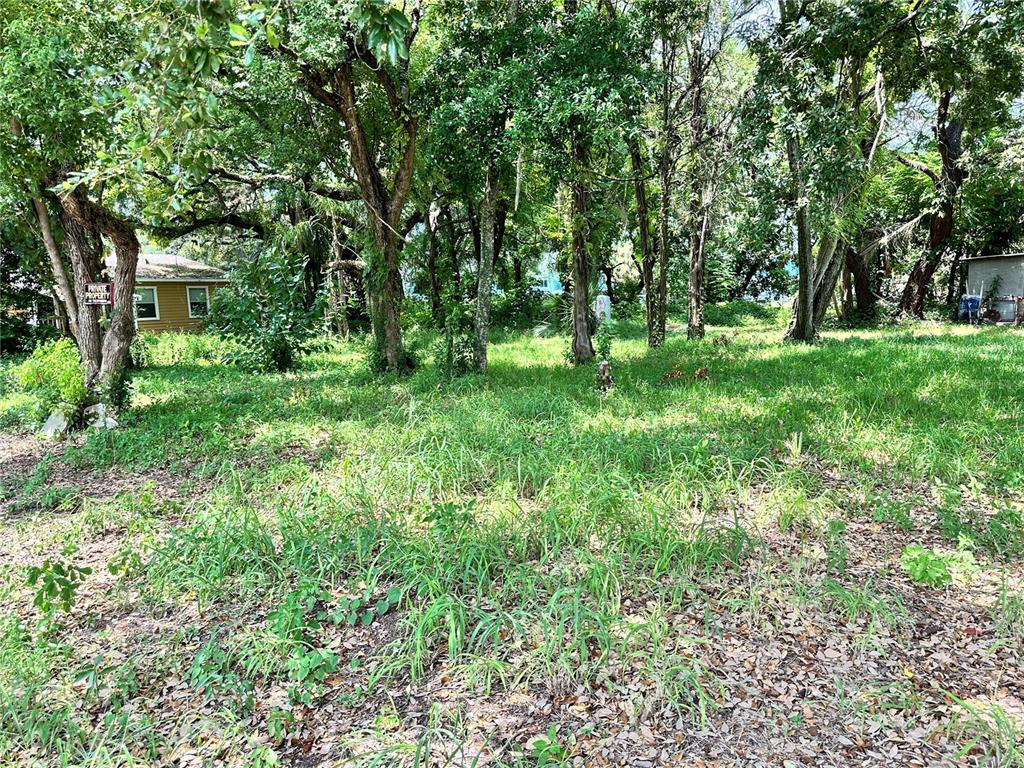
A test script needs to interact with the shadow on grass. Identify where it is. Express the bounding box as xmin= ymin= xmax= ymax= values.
xmin=61 ymin=323 xmax=1024 ymax=495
